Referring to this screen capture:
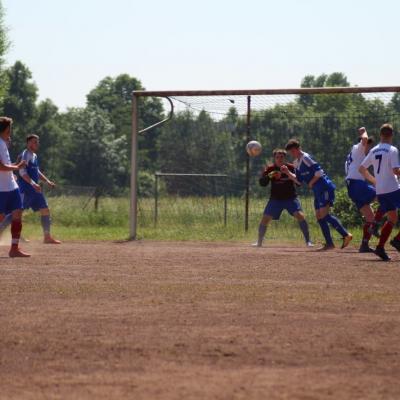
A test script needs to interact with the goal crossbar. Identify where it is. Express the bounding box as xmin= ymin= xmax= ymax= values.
xmin=133 ymin=86 xmax=400 ymax=98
